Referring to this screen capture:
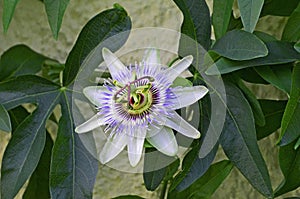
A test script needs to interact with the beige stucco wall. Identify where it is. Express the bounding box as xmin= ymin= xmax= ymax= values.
xmin=0 ymin=0 xmax=299 ymax=198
